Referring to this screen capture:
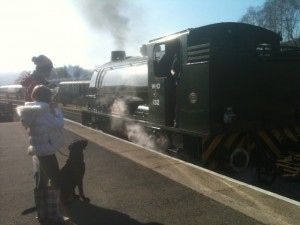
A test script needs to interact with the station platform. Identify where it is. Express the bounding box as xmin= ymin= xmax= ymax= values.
xmin=0 ymin=120 xmax=299 ymax=225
